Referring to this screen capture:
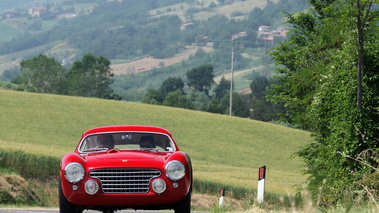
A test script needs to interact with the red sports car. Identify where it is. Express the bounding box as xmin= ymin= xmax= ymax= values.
xmin=59 ymin=126 xmax=192 ymax=213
